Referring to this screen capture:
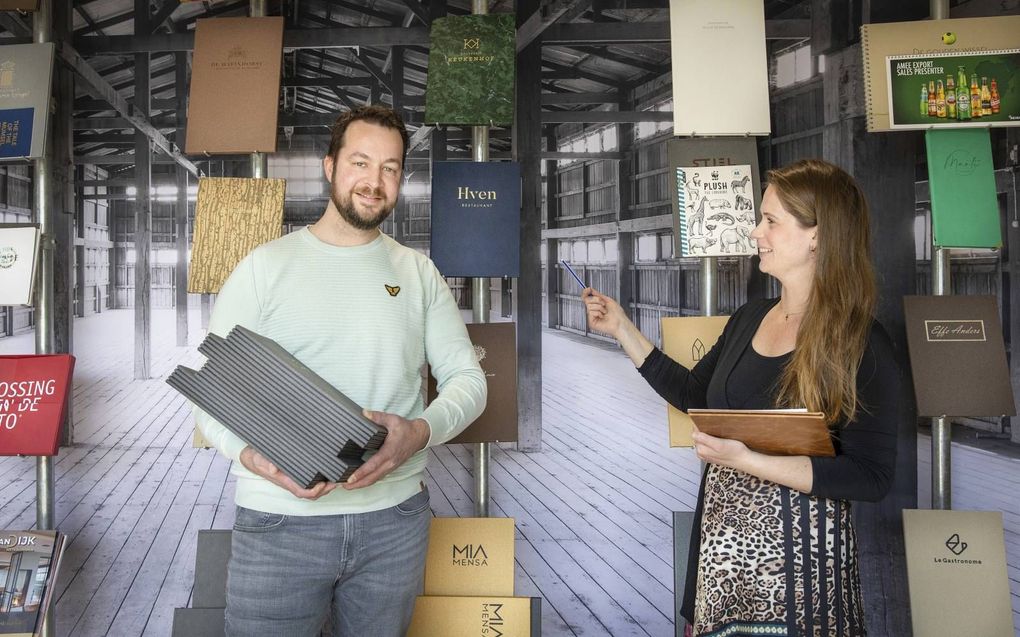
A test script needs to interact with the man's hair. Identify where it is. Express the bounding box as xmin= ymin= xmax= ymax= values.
xmin=326 ymin=105 xmax=409 ymax=164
